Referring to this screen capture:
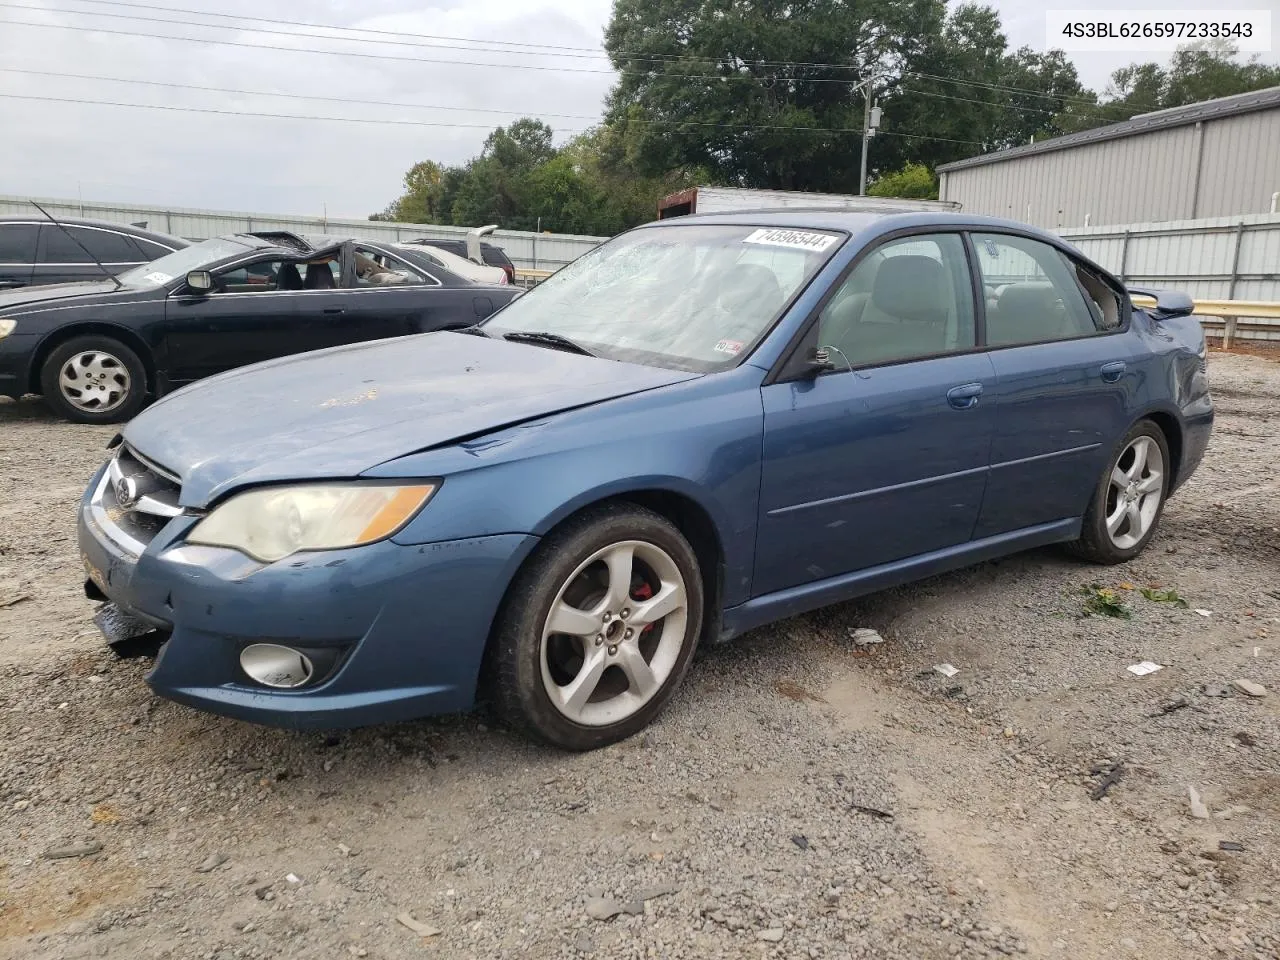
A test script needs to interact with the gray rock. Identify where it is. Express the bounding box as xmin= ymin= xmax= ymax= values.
xmin=585 ymin=898 xmax=626 ymax=921
xmin=1187 ymin=786 xmax=1210 ymax=819
xmin=194 ymin=853 xmax=228 ymax=874
xmin=634 ymin=883 xmax=680 ymax=901
xmin=1232 ymin=679 xmax=1266 ymax=697
xmin=43 ymin=841 xmax=103 ymax=860
xmin=758 ymin=927 xmax=785 ymax=942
